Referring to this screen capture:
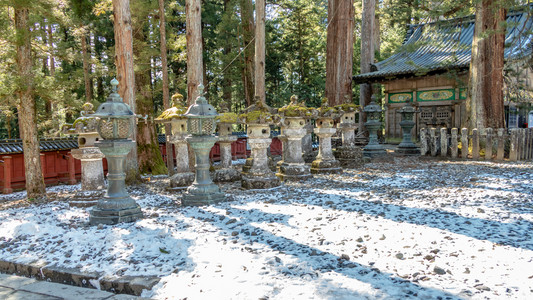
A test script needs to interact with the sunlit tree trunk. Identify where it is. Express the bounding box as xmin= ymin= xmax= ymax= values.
xmin=15 ymin=6 xmax=46 ymax=198
xmin=81 ymin=28 xmax=93 ymax=103
xmin=359 ymin=0 xmax=375 ymax=132
xmin=112 ymin=0 xmax=139 ymax=182
xmin=240 ymin=0 xmax=254 ymax=106
xmin=325 ymin=0 xmax=354 ymax=106
xmin=255 ymin=0 xmax=265 ymax=104
xmin=465 ymin=0 xmax=506 ymax=129
xmin=158 ymin=0 xmax=174 ymax=174
xmin=186 ymin=0 xmax=204 ymax=104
